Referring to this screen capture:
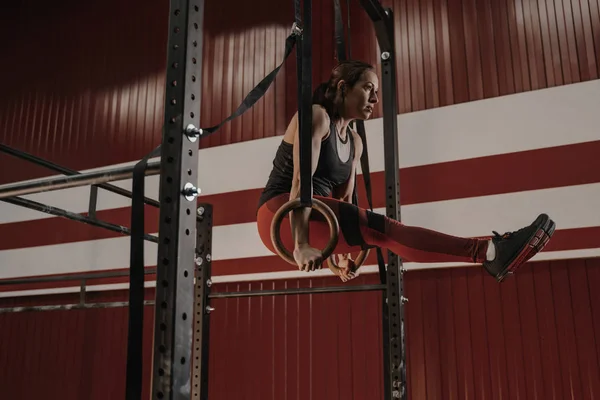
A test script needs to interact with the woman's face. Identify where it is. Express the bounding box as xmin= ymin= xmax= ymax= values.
xmin=339 ymin=70 xmax=379 ymax=120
